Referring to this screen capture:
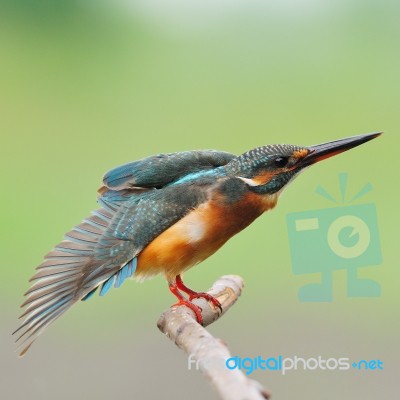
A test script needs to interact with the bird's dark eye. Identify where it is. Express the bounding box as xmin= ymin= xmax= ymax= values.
xmin=274 ymin=157 xmax=289 ymax=168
